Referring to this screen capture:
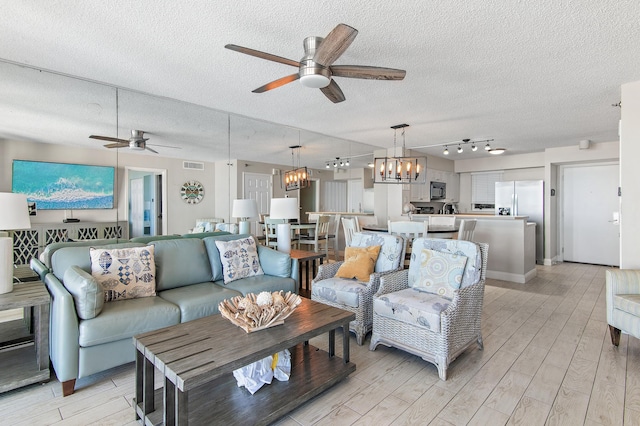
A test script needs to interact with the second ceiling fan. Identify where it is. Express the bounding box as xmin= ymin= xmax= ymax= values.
xmin=225 ymin=23 xmax=406 ymax=103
